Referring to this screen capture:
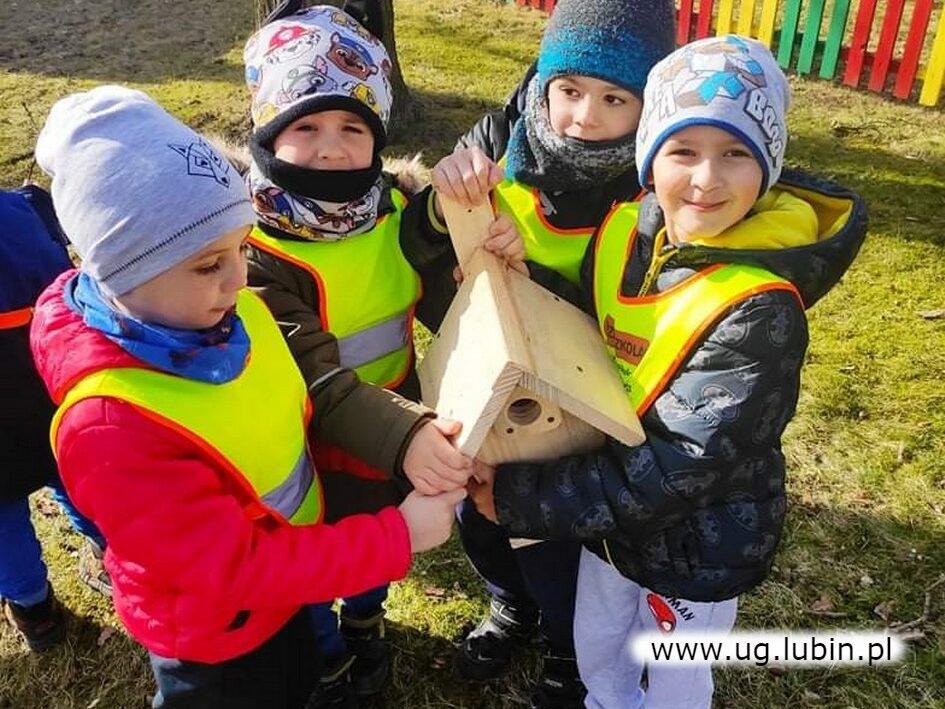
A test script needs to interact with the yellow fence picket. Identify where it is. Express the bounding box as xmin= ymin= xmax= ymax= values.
xmin=716 ymin=0 xmax=737 ymax=34
xmin=758 ymin=0 xmax=780 ymax=46
xmin=738 ymin=0 xmax=758 ymax=35
xmin=919 ymin=8 xmax=945 ymax=106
